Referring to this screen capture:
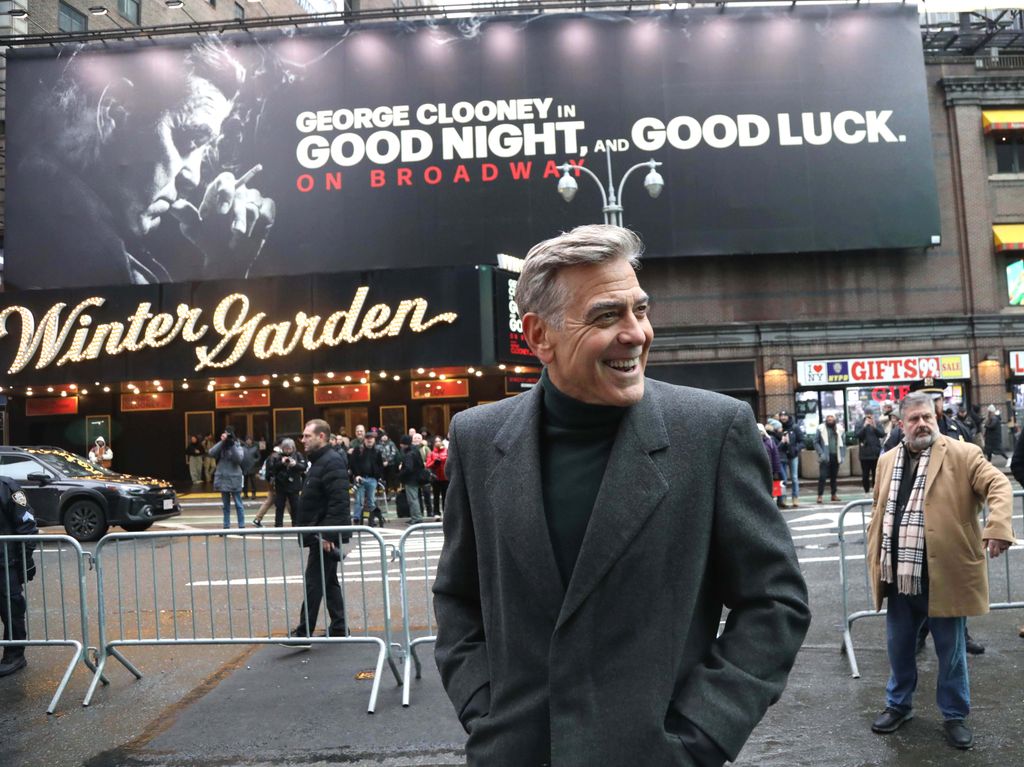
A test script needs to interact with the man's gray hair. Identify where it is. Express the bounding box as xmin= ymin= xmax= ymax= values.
xmin=514 ymin=224 xmax=643 ymax=328
xmin=280 ymin=438 xmax=296 ymax=450
xmin=901 ymin=392 xmax=935 ymax=416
